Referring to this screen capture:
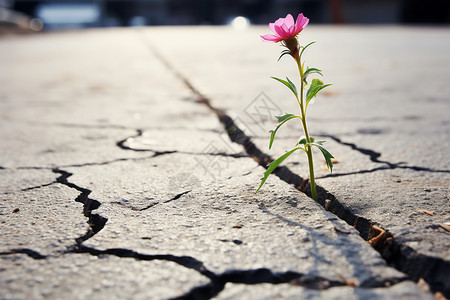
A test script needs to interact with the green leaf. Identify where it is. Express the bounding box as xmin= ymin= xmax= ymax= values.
xmin=275 ymin=113 xmax=296 ymax=123
xmin=298 ymin=138 xmax=307 ymax=145
xmin=298 ymin=137 xmax=316 ymax=146
xmin=312 ymin=143 xmax=334 ymax=173
xmin=269 ymin=114 xmax=301 ymax=149
xmin=269 ymin=129 xmax=276 ymax=149
xmin=277 ymin=50 xmax=291 ymax=62
xmin=304 ymin=68 xmax=322 ymax=77
xmin=303 ymin=67 xmax=323 ymax=84
xmin=315 ymin=140 xmax=325 ymax=146
xmin=271 ymin=76 xmax=298 ymax=98
xmin=306 ymin=79 xmax=332 ymax=107
xmin=286 ymin=77 xmax=297 ymax=96
xmin=299 ymin=41 xmax=316 ymax=59
xmin=256 ymin=147 xmax=302 ymax=192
